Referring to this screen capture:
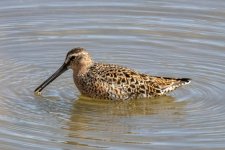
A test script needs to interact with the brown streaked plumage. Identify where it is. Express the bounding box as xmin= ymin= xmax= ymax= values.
xmin=34 ymin=47 xmax=191 ymax=100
